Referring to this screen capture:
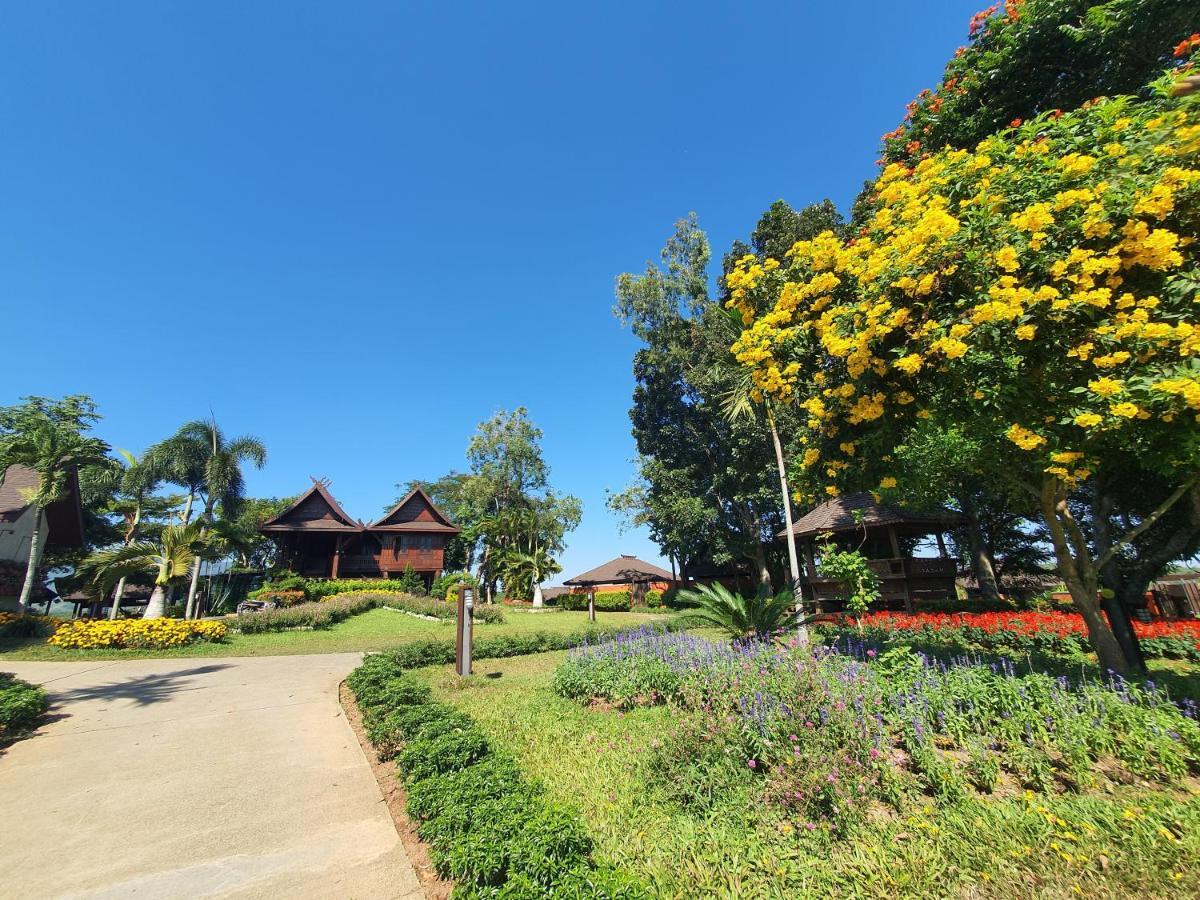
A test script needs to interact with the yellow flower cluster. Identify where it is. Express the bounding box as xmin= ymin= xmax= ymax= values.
xmin=48 ymin=618 xmax=227 ymax=650
xmin=726 ymin=92 xmax=1199 ymax=497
